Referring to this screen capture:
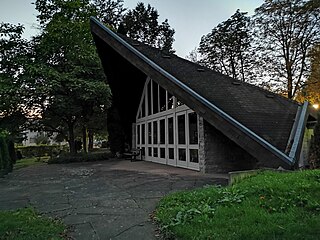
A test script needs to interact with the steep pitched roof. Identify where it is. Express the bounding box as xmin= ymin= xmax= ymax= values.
xmin=90 ymin=17 xmax=309 ymax=168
